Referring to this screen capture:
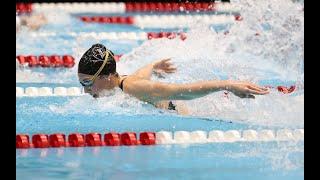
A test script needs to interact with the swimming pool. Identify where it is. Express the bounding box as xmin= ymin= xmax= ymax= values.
xmin=16 ymin=1 xmax=304 ymax=179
